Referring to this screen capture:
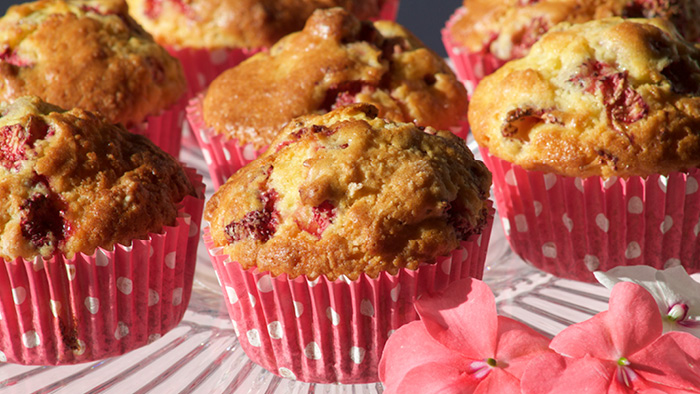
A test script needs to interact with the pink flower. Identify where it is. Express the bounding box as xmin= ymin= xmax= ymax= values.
xmin=521 ymin=282 xmax=700 ymax=393
xmin=379 ymin=278 xmax=552 ymax=394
